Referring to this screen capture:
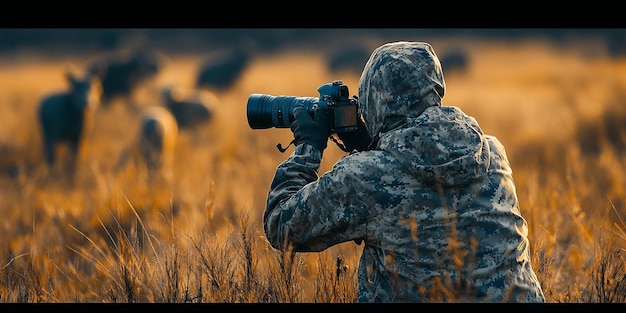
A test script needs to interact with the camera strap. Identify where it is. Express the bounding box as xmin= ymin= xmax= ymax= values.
xmin=276 ymin=135 xmax=368 ymax=153
xmin=276 ymin=139 xmax=296 ymax=153
xmin=330 ymin=135 xmax=351 ymax=153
